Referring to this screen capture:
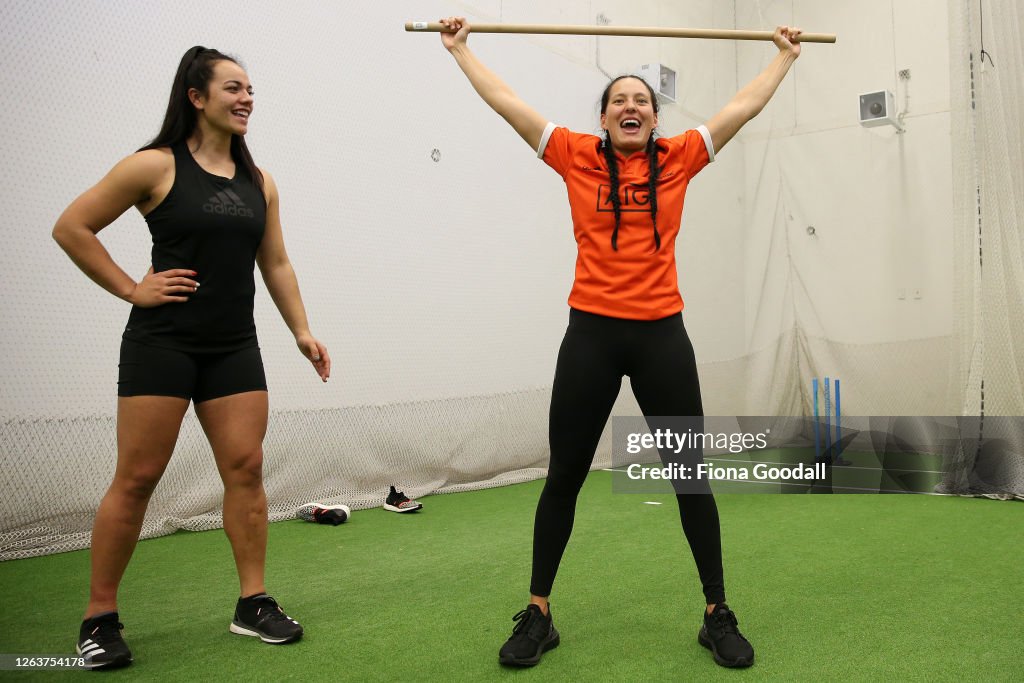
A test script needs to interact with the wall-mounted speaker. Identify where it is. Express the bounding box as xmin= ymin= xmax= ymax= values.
xmin=859 ymin=90 xmax=903 ymax=131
